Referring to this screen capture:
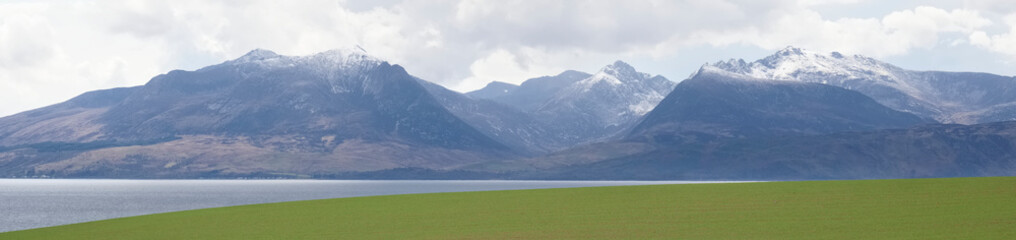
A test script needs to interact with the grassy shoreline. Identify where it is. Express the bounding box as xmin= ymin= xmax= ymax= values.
xmin=4 ymin=177 xmax=1014 ymax=239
